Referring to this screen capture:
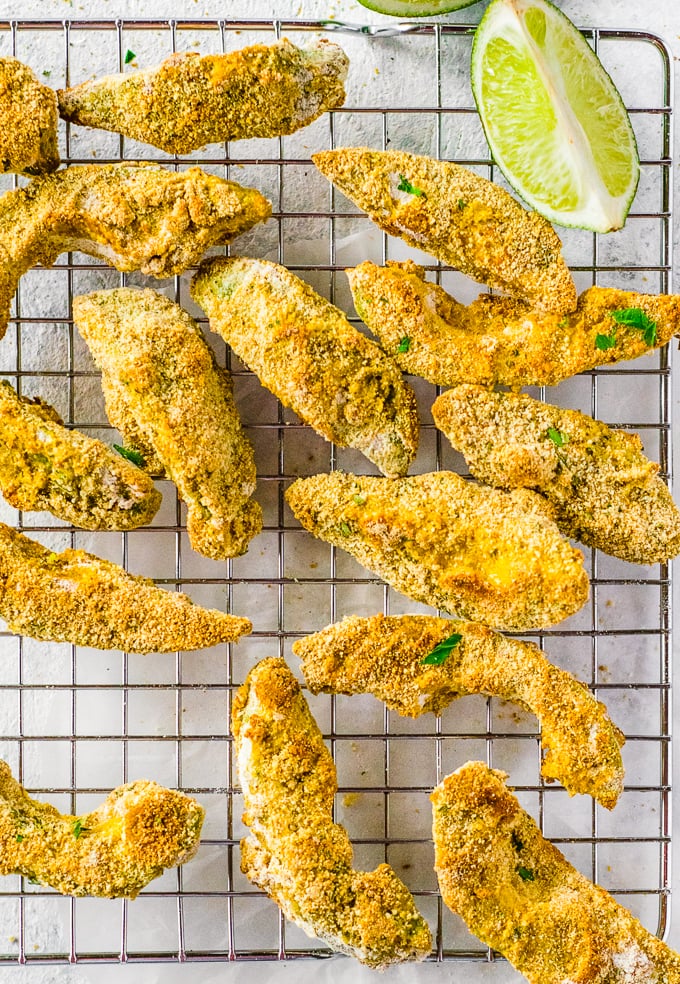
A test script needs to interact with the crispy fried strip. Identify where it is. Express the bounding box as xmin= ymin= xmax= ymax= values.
xmin=191 ymin=256 xmax=419 ymax=478
xmin=313 ymin=148 xmax=576 ymax=314
xmin=233 ymin=657 xmax=432 ymax=968
xmin=0 ymin=58 xmax=59 ymax=175
xmin=58 ymin=39 xmax=348 ymax=154
xmin=0 ymin=380 xmax=161 ymax=530
xmin=285 ymin=471 xmax=589 ymax=631
xmin=0 ymin=522 xmax=251 ymax=652
xmin=432 ymin=762 xmax=680 ymax=984
xmin=73 ymin=288 xmax=262 ymax=560
xmin=433 ymin=384 xmax=680 ymax=565
xmin=348 ymin=260 xmax=680 ymax=387
xmin=0 ymin=162 xmax=270 ymax=340
xmin=294 ymin=614 xmax=625 ymax=809
xmin=0 ymin=760 xmax=203 ymax=898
